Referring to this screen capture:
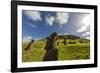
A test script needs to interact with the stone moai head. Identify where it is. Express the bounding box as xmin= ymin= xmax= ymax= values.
xmin=44 ymin=32 xmax=58 ymax=50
